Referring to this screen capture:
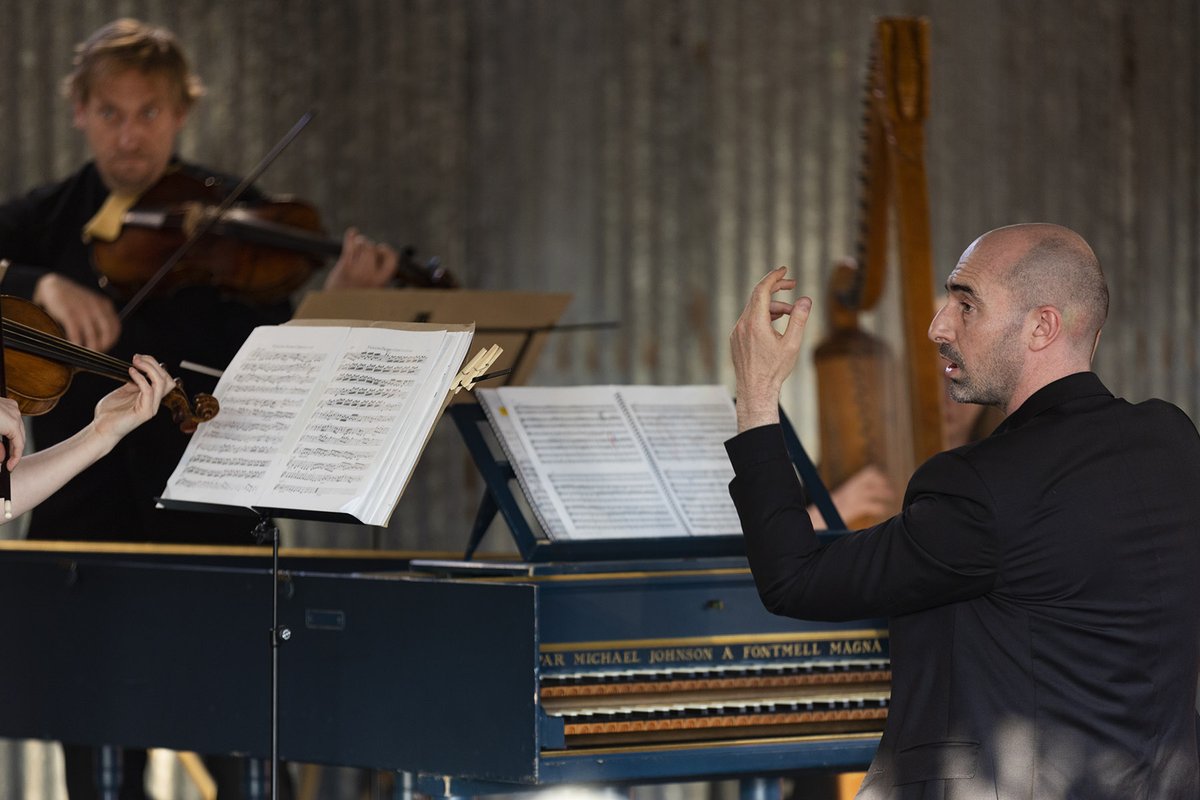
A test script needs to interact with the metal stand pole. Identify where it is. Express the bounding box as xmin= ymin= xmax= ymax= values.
xmin=254 ymin=512 xmax=290 ymax=800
